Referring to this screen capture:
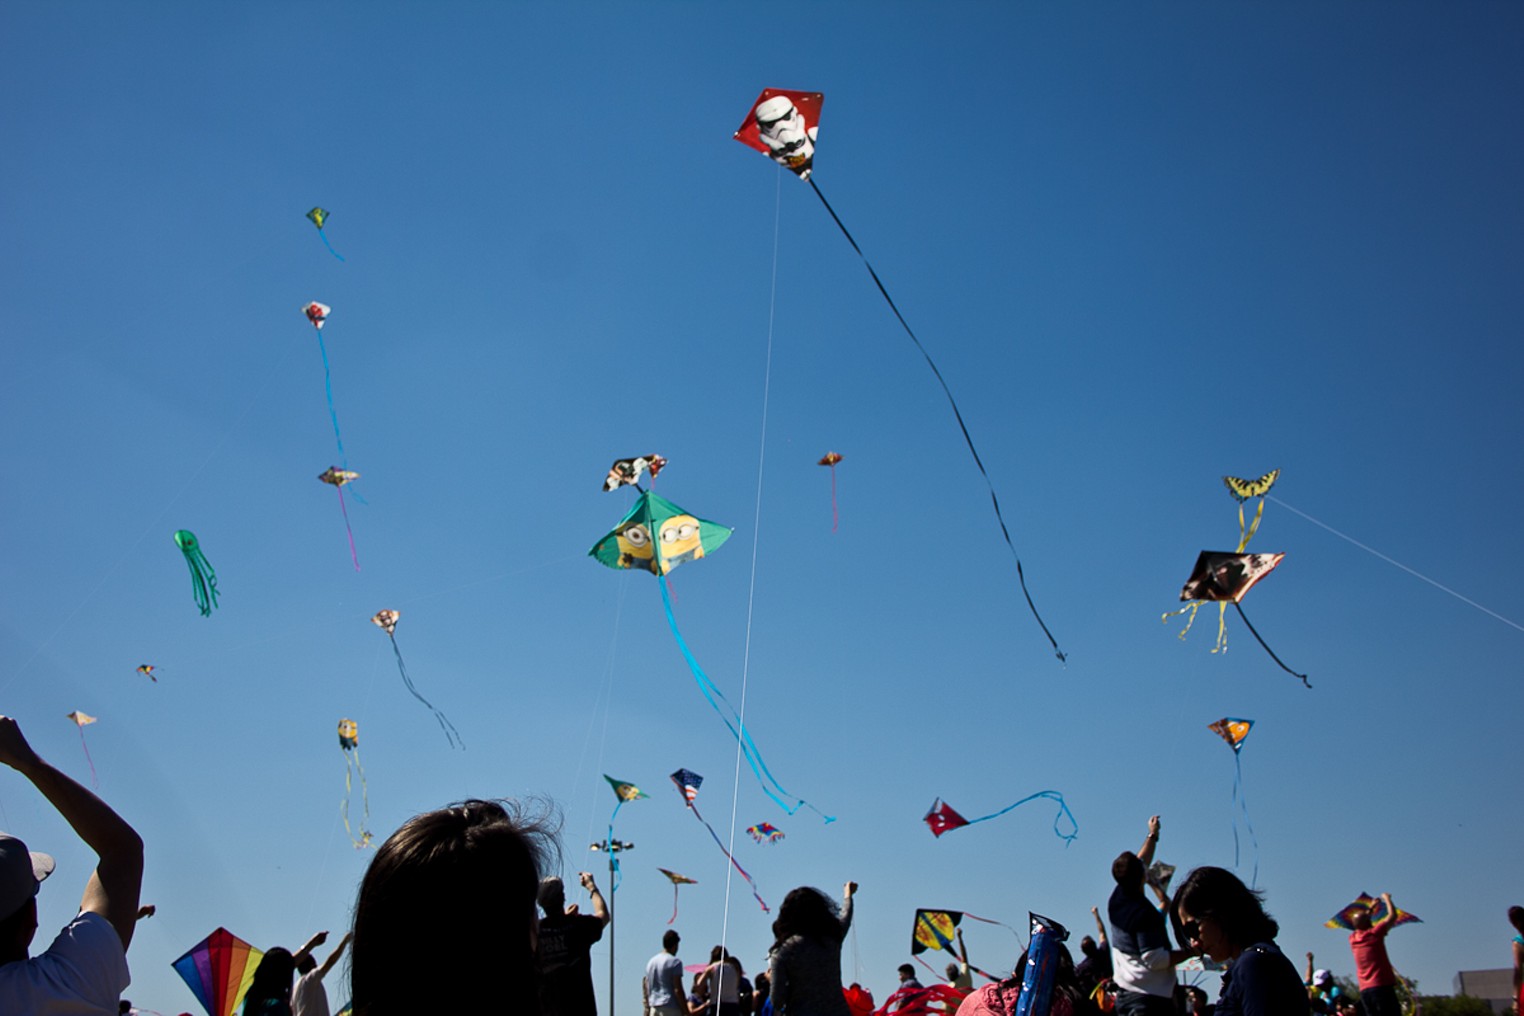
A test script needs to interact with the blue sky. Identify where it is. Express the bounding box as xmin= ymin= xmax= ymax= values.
xmin=2 ymin=2 xmax=1521 ymax=1012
